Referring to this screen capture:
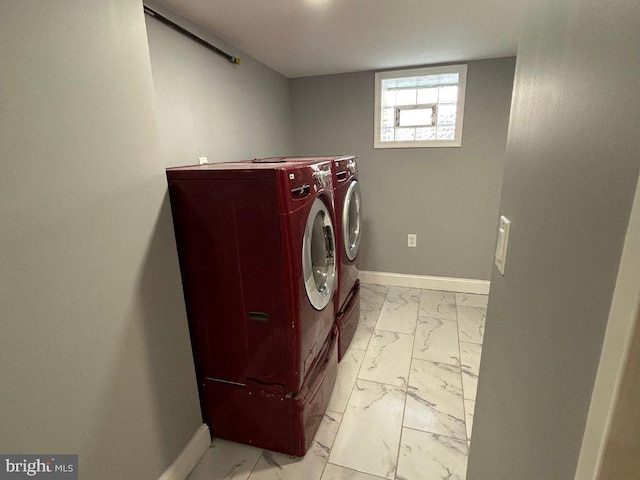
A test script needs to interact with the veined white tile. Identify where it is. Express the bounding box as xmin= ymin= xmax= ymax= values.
xmin=248 ymin=412 xmax=342 ymax=480
xmin=375 ymin=286 xmax=420 ymax=335
xmin=329 ymin=380 xmax=405 ymax=480
xmin=360 ymin=303 xmax=382 ymax=330
xmin=327 ymin=349 xmax=365 ymax=413
xmin=360 ymin=283 xmax=388 ymax=311
xmin=349 ymin=305 xmax=381 ymax=351
xmin=349 ymin=324 xmax=374 ymax=352
xmin=462 ymin=369 xmax=478 ymax=402
xmin=188 ymin=438 xmax=262 ymax=480
xmin=464 ymin=400 xmax=475 ymax=440
xmin=403 ymin=359 xmax=466 ymax=440
xmin=358 ymin=330 xmax=413 ymax=387
xmin=419 ymin=290 xmax=457 ymax=321
xmin=397 ymin=428 xmax=468 ymax=480
xmin=457 ymin=306 xmax=486 ymax=344
xmin=413 ymin=317 xmax=460 ymax=366
xmin=460 ymin=341 xmax=482 ymax=376
xmin=455 ymin=292 xmax=489 ymax=308
xmin=460 ymin=342 xmax=481 ymax=406
xmin=321 ymin=463 xmax=386 ymax=480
